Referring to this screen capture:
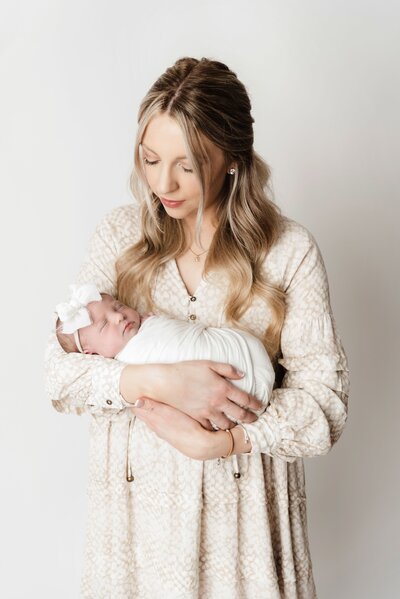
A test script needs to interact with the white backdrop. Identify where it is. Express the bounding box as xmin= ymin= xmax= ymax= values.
xmin=1 ymin=1 xmax=399 ymax=597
